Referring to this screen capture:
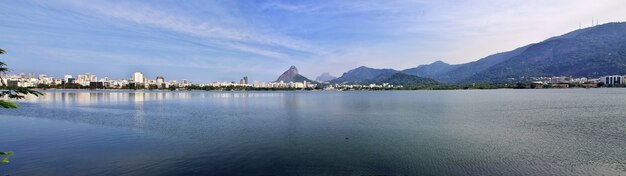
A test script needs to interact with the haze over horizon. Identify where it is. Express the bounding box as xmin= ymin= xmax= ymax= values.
xmin=2 ymin=0 xmax=626 ymax=82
